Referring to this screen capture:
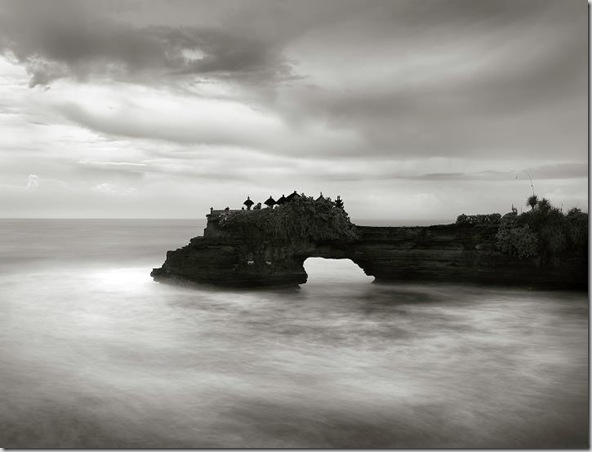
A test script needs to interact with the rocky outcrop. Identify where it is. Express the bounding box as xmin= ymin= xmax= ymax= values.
xmin=151 ymin=235 xmax=309 ymax=287
xmin=151 ymin=215 xmax=588 ymax=290
xmin=350 ymin=225 xmax=587 ymax=288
